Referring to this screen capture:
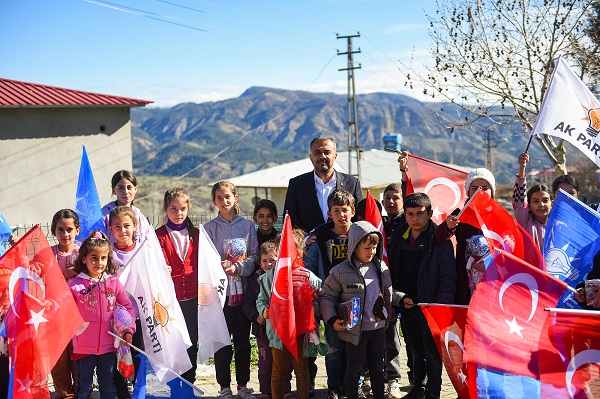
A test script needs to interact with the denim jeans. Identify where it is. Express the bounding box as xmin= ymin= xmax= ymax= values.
xmin=75 ymin=353 xmax=117 ymax=399
xmin=324 ymin=323 xmax=346 ymax=392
